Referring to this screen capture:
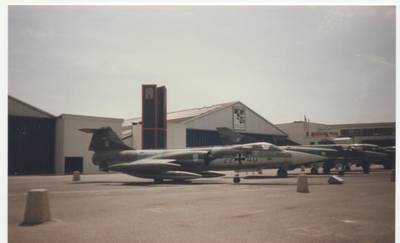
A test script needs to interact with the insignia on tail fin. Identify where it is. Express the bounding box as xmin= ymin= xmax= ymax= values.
xmin=80 ymin=127 xmax=133 ymax=151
